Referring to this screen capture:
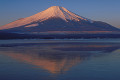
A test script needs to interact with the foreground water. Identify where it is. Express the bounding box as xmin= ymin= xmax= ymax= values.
xmin=0 ymin=39 xmax=120 ymax=80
